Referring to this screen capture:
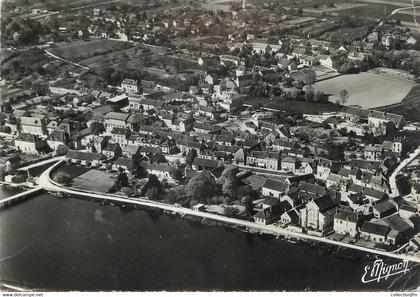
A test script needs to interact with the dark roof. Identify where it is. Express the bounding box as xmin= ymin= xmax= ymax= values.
xmin=334 ymin=208 xmax=358 ymax=223
xmin=313 ymin=195 xmax=335 ymax=211
xmin=106 ymin=112 xmax=130 ymax=122
xmin=193 ymin=157 xmax=219 ymax=169
xmin=115 ymin=157 xmax=134 ymax=168
xmin=298 ymin=181 xmax=326 ymax=196
xmin=263 ymin=196 xmax=281 ymax=206
xmin=262 ymin=178 xmax=289 ymax=192
xmin=66 ymin=150 xmax=103 ymax=161
xmin=15 ymin=133 xmax=38 ymax=142
xmin=360 ymin=221 xmax=390 ymax=236
xmin=373 ymin=200 xmax=397 ymax=214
